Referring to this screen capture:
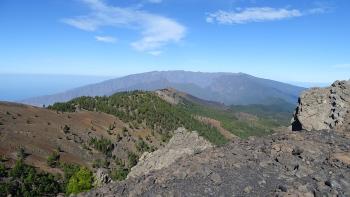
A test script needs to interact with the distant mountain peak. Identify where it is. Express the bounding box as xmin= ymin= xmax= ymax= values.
xmin=21 ymin=71 xmax=305 ymax=107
